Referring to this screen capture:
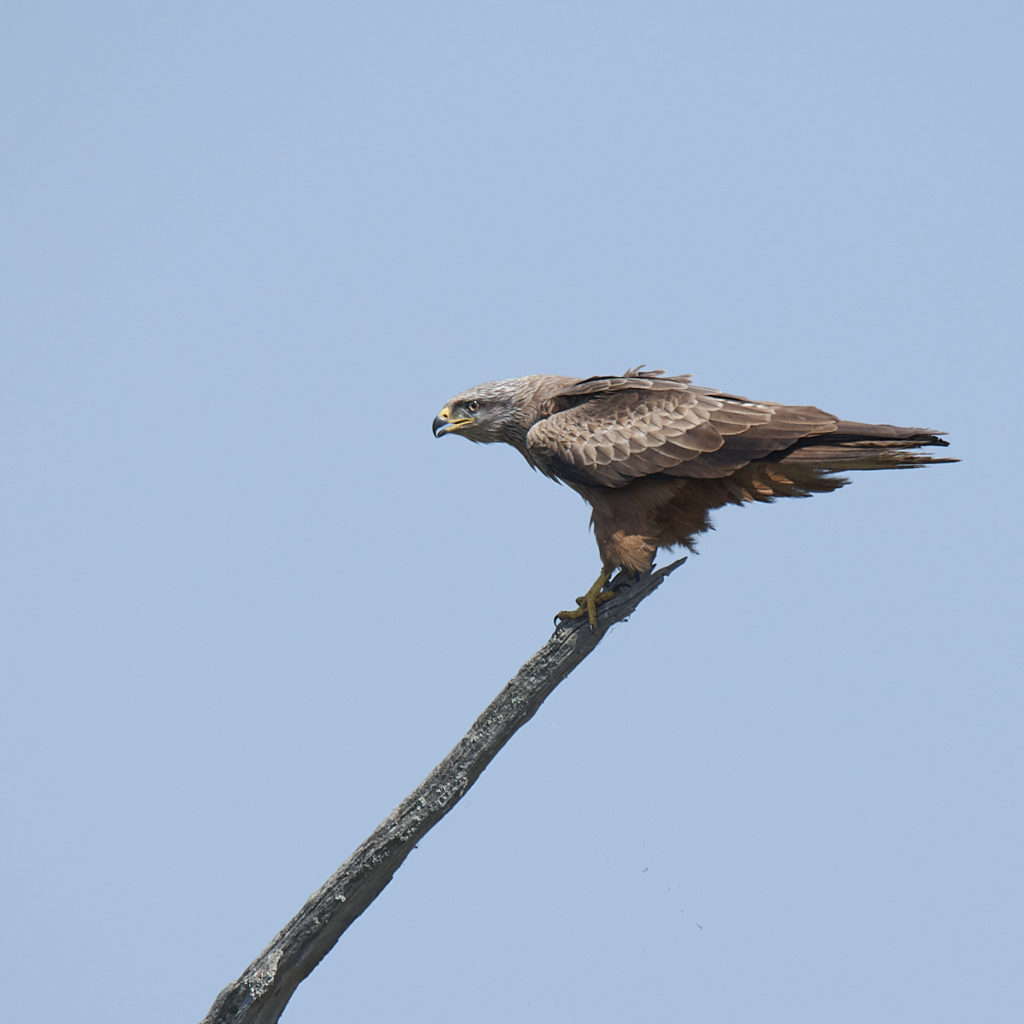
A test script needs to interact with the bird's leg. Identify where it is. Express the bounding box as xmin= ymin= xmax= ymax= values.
xmin=556 ymin=569 xmax=617 ymax=630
